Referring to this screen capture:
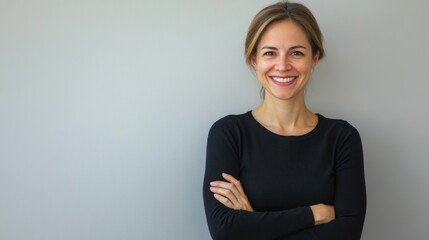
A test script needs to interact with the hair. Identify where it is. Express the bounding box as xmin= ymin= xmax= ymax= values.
xmin=245 ymin=1 xmax=325 ymax=68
